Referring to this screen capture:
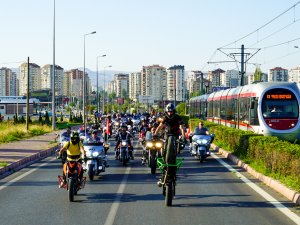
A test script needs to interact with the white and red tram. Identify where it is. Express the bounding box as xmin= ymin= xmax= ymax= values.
xmin=189 ymin=82 xmax=300 ymax=141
